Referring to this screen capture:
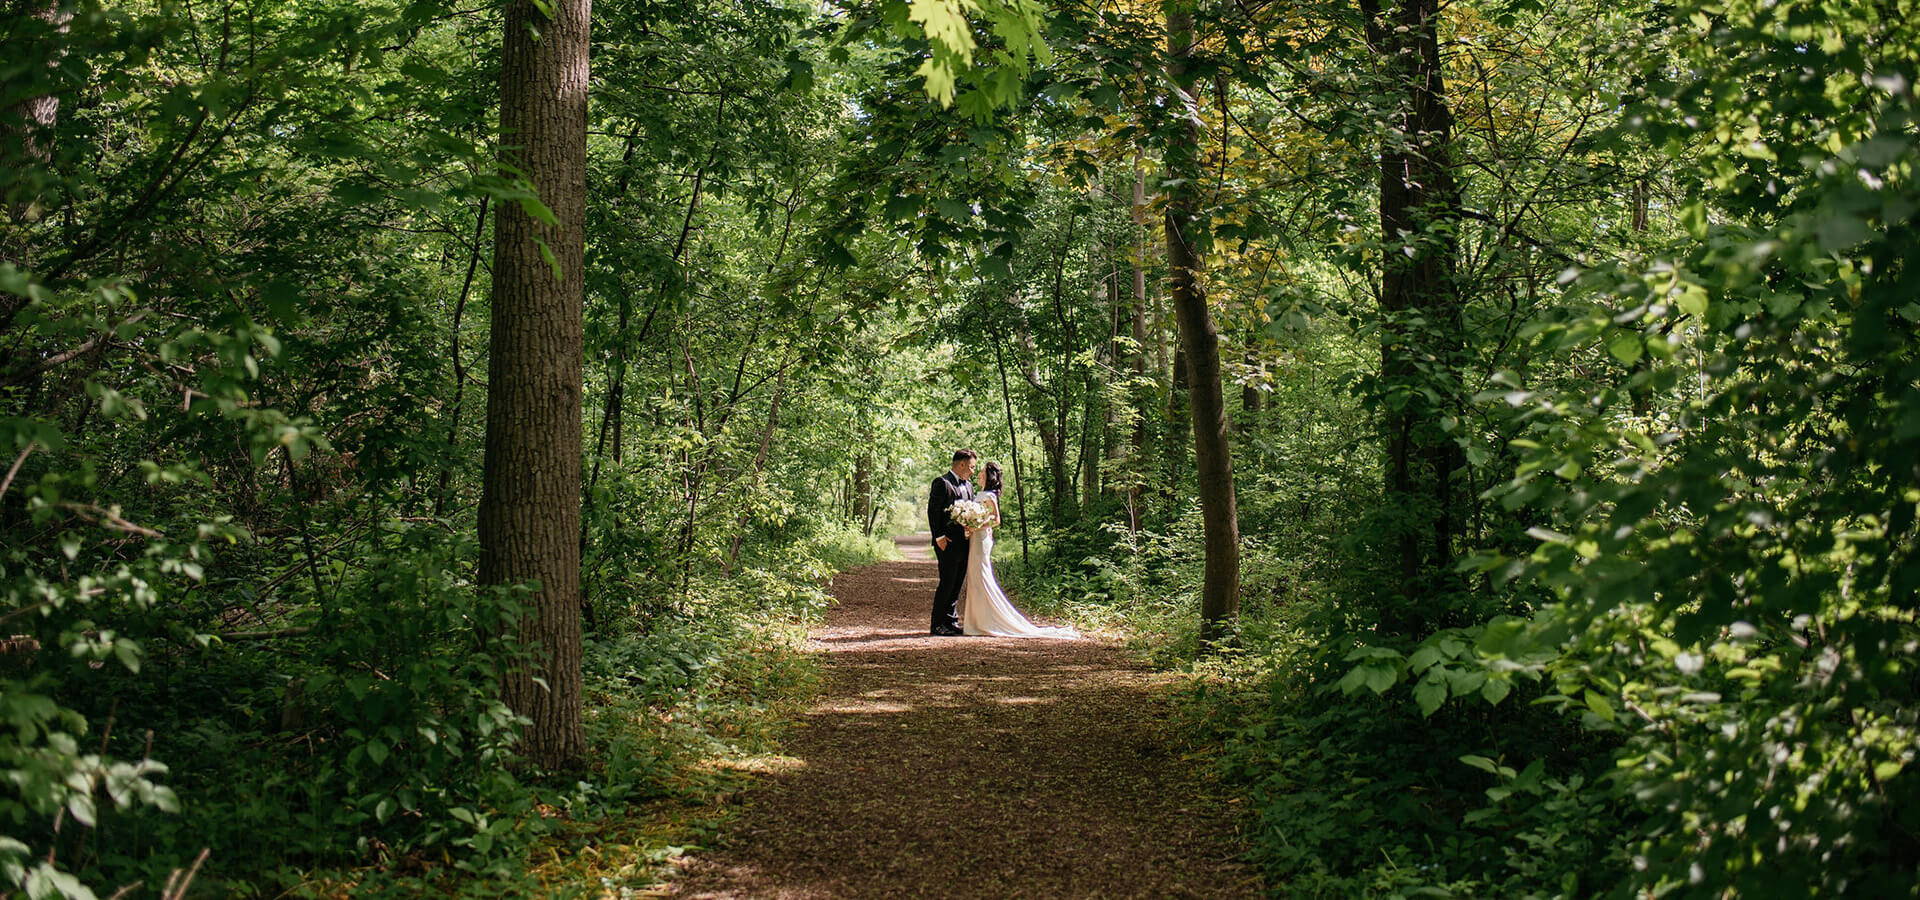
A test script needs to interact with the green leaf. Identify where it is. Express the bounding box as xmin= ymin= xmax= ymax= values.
xmin=66 ymin=791 xmax=97 ymax=827
xmin=24 ymin=866 xmax=92 ymax=900
xmin=1583 ymin=689 xmax=1615 ymax=722
xmin=1481 ymin=676 xmax=1512 ymax=705
xmin=822 ymin=240 xmax=857 ymax=268
xmin=1414 ymin=671 xmax=1447 ymax=716
xmin=1608 ymin=333 xmax=1643 ymax=365
xmin=1680 ymin=202 xmax=1708 ymax=240
xmin=1673 ymin=283 xmax=1709 ymax=318
xmin=113 ymin=639 xmax=141 ymax=674
xmin=1362 ymin=663 xmax=1398 ymax=694
xmin=884 ymin=193 xmax=919 ymax=221
xmin=518 ymin=194 xmax=559 ymax=227
xmin=1814 ymin=213 xmax=1870 ymax=251
xmin=1460 ymin=754 xmax=1500 ymax=774
xmin=1408 ymin=645 xmax=1442 ymax=673
xmin=1336 ymin=664 xmax=1370 ymax=695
